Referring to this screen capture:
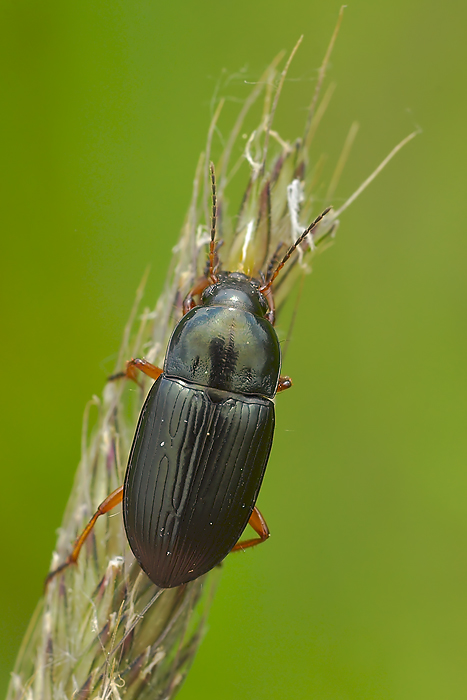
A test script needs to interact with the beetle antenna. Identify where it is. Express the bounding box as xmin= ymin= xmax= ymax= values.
xmin=265 ymin=241 xmax=286 ymax=282
xmin=209 ymin=161 xmax=218 ymax=281
xmin=260 ymin=206 xmax=332 ymax=291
